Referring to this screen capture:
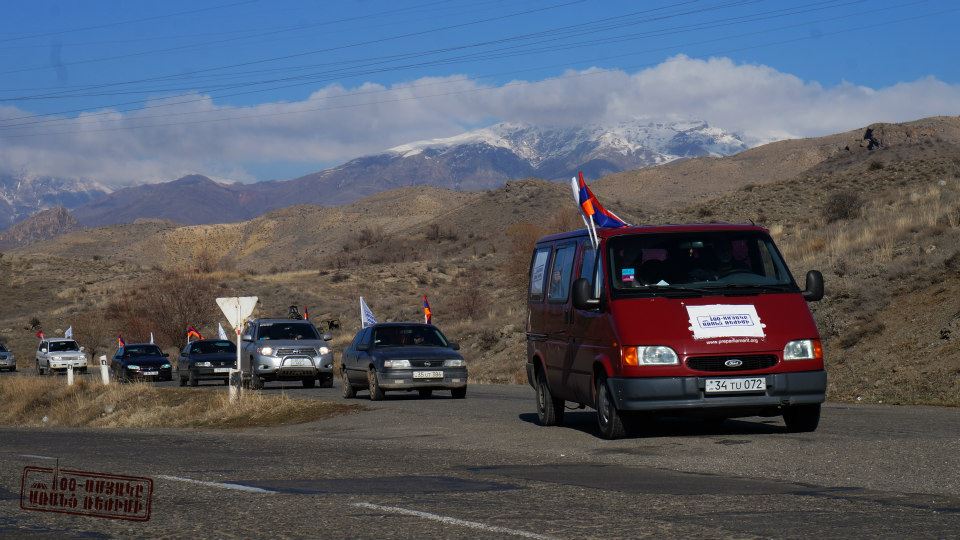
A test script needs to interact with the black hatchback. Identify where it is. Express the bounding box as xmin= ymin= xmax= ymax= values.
xmin=340 ymin=323 xmax=467 ymax=401
xmin=111 ymin=344 xmax=172 ymax=382
xmin=178 ymin=339 xmax=236 ymax=386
